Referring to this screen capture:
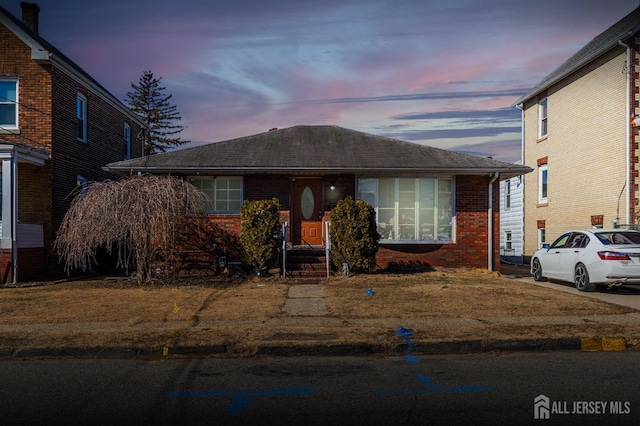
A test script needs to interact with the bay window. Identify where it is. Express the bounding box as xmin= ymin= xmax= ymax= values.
xmin=358 ymin=177 xmax=454 ymax=242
